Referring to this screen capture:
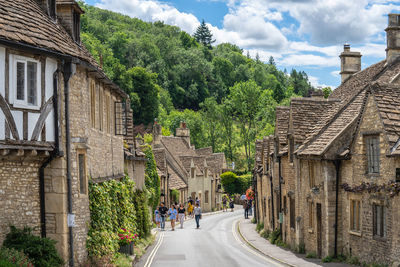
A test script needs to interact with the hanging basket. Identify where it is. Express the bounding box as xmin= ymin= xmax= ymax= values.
xmin=119 ymin=242 xmax=134 ymax=256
